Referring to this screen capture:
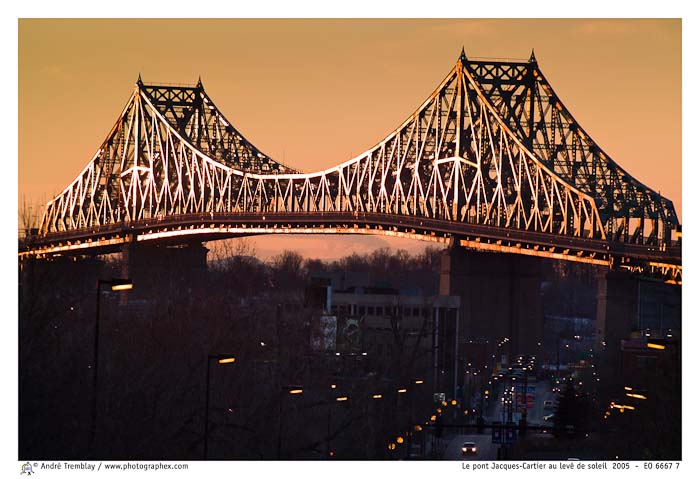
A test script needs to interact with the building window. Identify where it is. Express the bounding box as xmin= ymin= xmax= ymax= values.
xmin=359 ymin=306 xmax=366 ymax=315
xmin=368 ymin=306 xmax=375 ymax=316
